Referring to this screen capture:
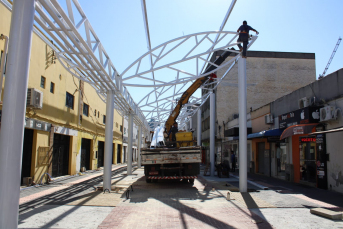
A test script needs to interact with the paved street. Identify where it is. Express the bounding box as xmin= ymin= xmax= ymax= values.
xmin=18 ymin=165 xmax=343 ymax=229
